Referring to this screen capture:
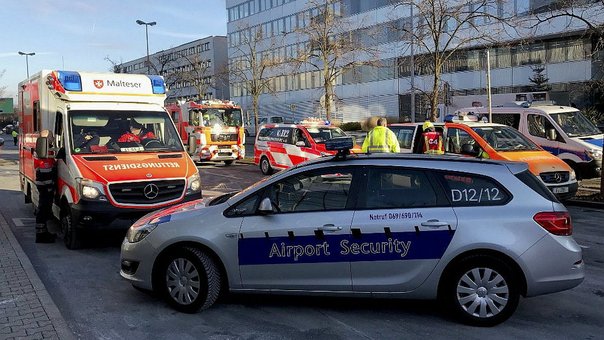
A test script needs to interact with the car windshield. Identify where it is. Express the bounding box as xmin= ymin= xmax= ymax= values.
xmin=306 ymin=127 xmax=347 ymax=143
xmin=472 ymin=126 xmax=541 ymax=151
xmin=69 ymin=110 xmax=184 ymax=154
xmin=550 ymin=110 xmax=601 ymax=137
xmin=190 ymin=108 xmax=243 ymax=127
